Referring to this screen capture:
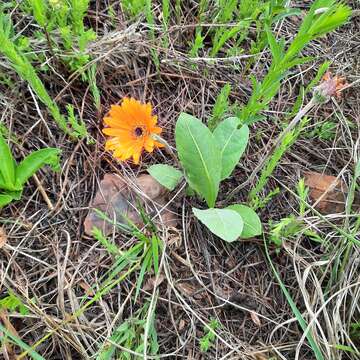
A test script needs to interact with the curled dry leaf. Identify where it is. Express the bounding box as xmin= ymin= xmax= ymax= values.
xmin=314 ymin=72 xmax=348 ymax=102
xmin=250 ymin=311 xmax=262 ymax=327
xmin=84 ymin=173 xmax=178 ymax=235
xmin=304 ymin=171 xmax=348 ymax=214
xmin=178 ymin=319 xmax=186 ymax=331
xmin=0 ymin=227 xmax=7 ymax=248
